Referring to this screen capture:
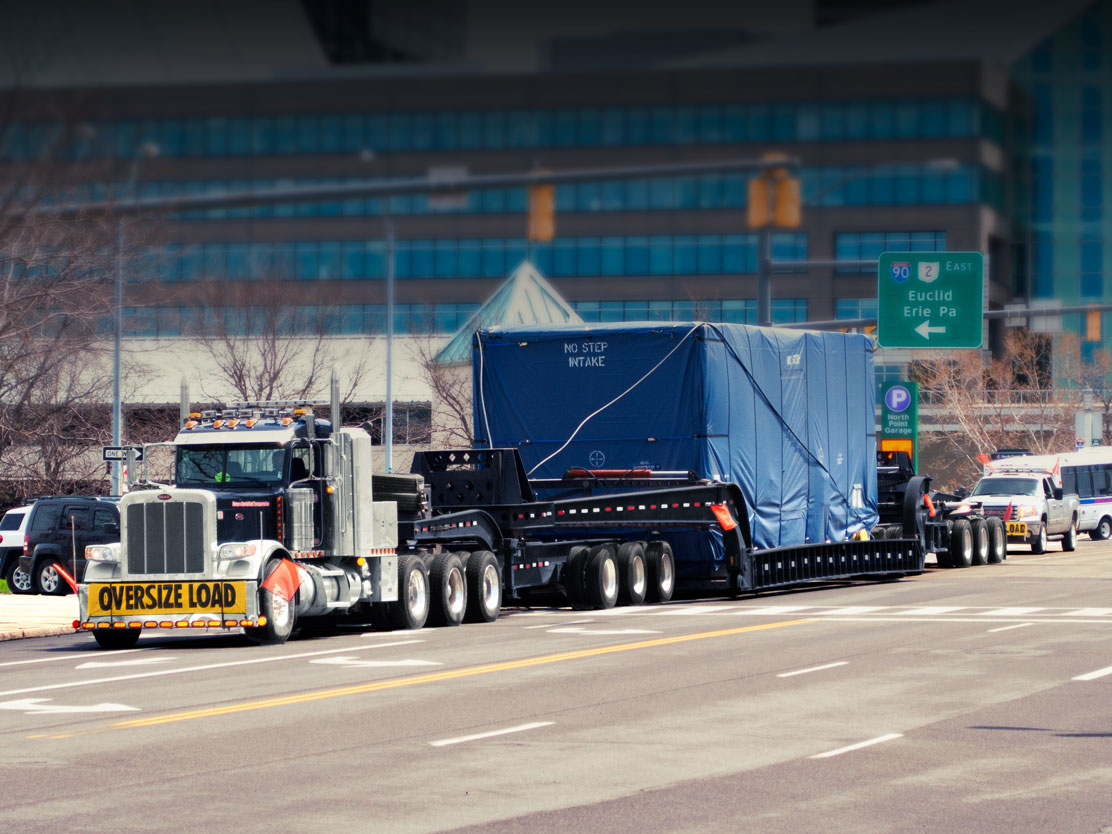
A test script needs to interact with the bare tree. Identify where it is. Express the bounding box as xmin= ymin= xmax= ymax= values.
xmin=913 ymin=329 xmax=1080 ymax=486
xmin=192 ymin=279 xmax=367 ymax=406
xmin=1080 ymin=346 xmax=1112 ymax=446
xmin=410 ymin=330 xmax=472 ymax=448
